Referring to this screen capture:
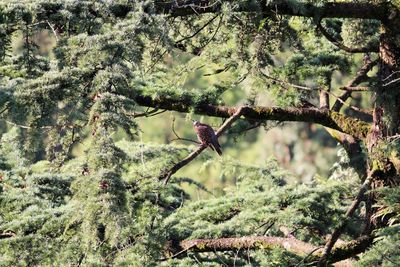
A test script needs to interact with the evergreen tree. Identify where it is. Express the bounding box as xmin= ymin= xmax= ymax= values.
xmin=1 ymin=0 xmax=400 ymax=266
